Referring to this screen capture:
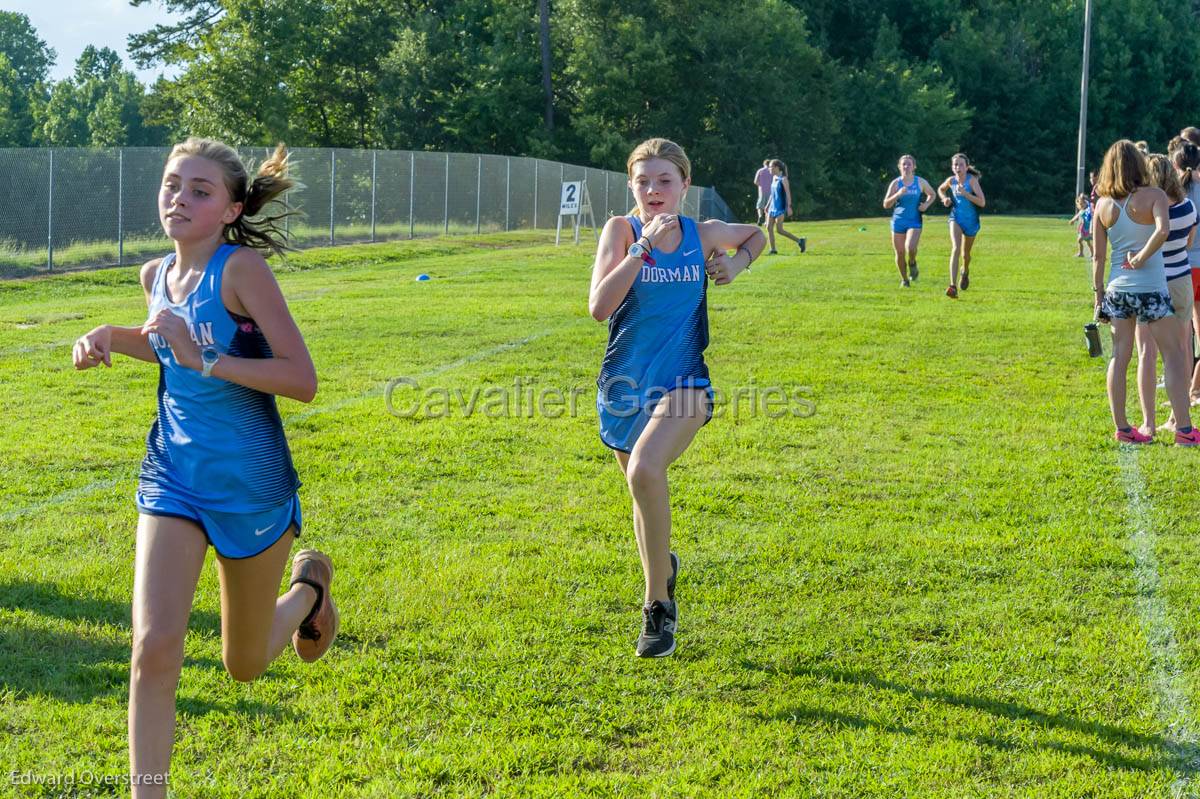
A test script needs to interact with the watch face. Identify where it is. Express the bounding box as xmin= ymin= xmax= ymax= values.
xmin=202 ymin=348 xmax=219 ymax=365
xmin=629 ymin=243 xmax=645 ymax=257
